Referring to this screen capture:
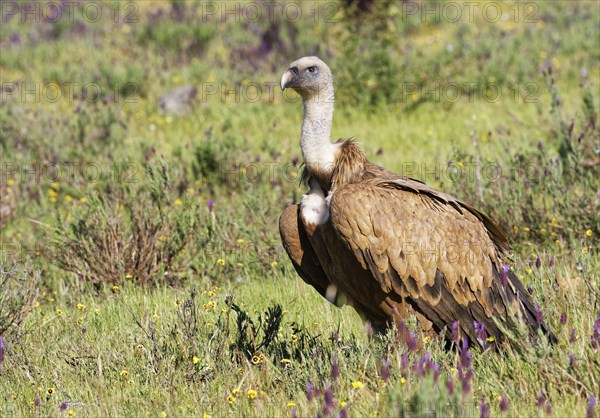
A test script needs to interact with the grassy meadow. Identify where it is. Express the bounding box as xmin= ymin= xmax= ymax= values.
xmin=1 ymin=1 xmax=599 ymax=417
